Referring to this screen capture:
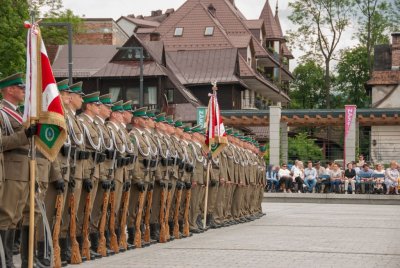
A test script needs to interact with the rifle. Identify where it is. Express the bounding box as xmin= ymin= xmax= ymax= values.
xmin=143 ymin=185 xmax=153 ymax=243
xmin=173 ymin=184 xmax=182 ymax=239
xmin=134 ymin=189 xmax=145 ymax=248
xmin=119 ymin=188 xmax=130 ymax=250
xmin=164 ymin=185 xmax=172 ymax=242
xmin=97 ymin=189 xmax=109 ymax=257
xmin=182 ymin=185 xmax=191 ymax=237
xmin=108 ymin=188 xmax=119 ymax=253
xmin=159 ymin=185 xmax=166 ymax=243
xmin=81 ymin=193 xmax=91 ymax=260
xmin=52 ymin=192 xmax=64 ymax=268
xmin=69 ymin=190 xmax=82 ymax=264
